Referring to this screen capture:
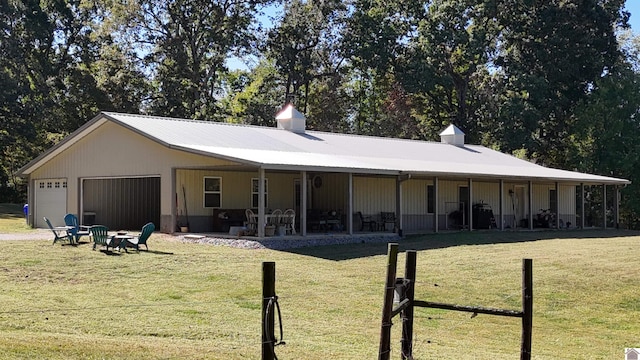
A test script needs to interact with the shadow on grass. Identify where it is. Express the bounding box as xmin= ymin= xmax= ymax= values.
xmin=283 ymin=229 xmax=640 ymax=261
